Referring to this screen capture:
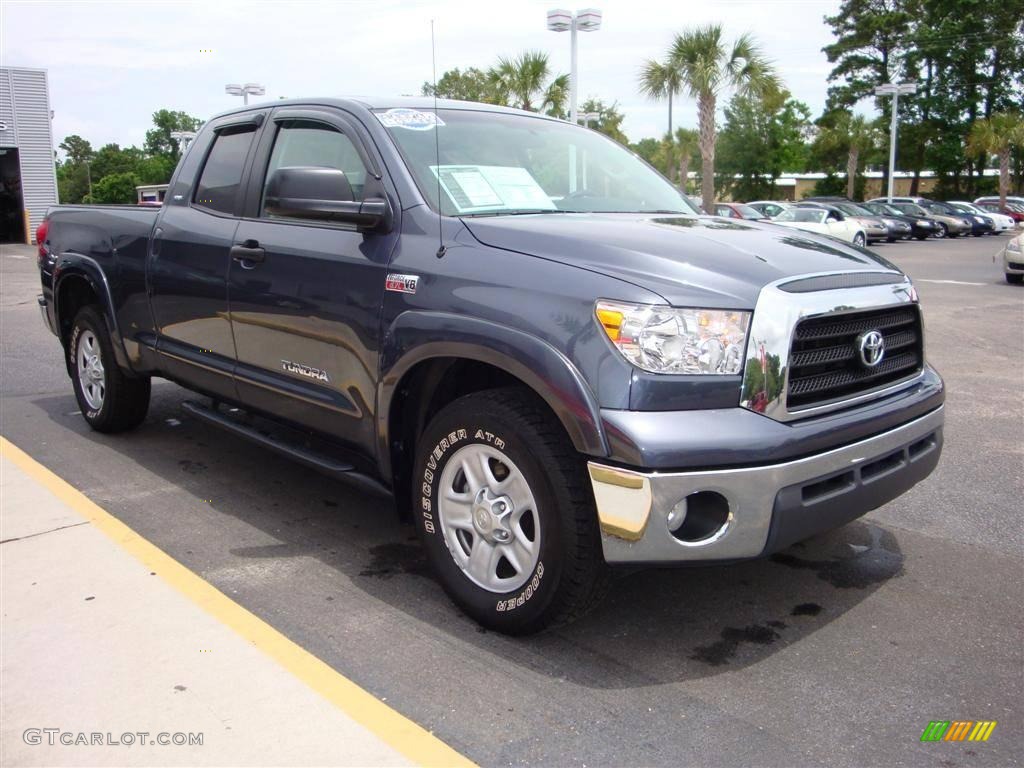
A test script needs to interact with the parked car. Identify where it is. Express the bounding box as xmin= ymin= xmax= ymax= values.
xmin=772 ymin=206 xmax=868 ymax=247
xmin=746 ymin=200 xmax=795 ymax=219
xmin=937 ymin=201 xmax=991 ymax=234
xmin=35 ymin=97 xmax=945 ymax=634
xmin=947 ymin=201 xmax=1014 ymax=233
xmin=922 ymin=201 xmax=985 ymax=238
xmin=804 ymin=197 xmax=911 ymax=243
xmin=863 ymin=202 xmax=940 ymax=240
xmin=976 ymin=200 xmax=1024 ymax=226
xmin=797 ymin=201 xmax=888 ymax=243
xmin=714 ymin=202 xmax=768 ymax=221
xmin=1002 ymin=234 xmax=1023 ymax=284
xmin=975 ymin=195 xmax=1024 ymax=209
